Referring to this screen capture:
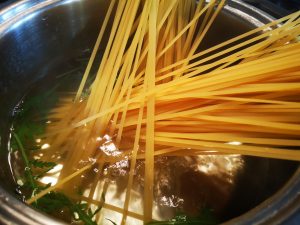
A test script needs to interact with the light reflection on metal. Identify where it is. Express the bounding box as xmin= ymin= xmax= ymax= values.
xmin=0 ymin=0 xmax=62 ymax=35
